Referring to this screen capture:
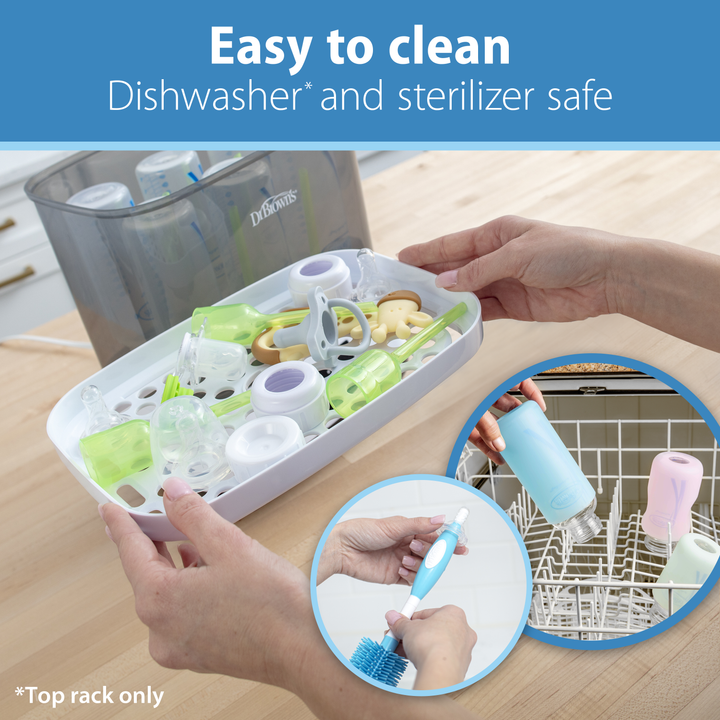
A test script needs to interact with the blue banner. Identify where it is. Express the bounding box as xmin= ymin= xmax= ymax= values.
xmin=2 ymin=0 xmax=718 ymax=143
